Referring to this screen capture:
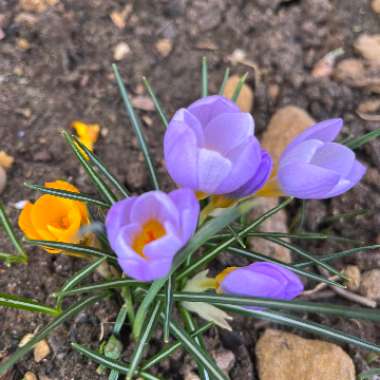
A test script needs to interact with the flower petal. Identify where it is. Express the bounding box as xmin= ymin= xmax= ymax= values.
xmin=280 ymin=139 xmax=324 ymax=167
xmin=164 ymin=114 xmax=199 ymax=188
xmin=143 ymin=230 xmax=183 ymax=259
xmin=105 ymin=197 xmax=137 ymax=247
xmin=197 ymin=148 xmax=232 ymax=193
xmin=168 ymin=188 xmax=200 ymax=243
xmin=188 ymin=95 xmax=240 ymax=127
xmin=204 ymin=112 xmax=254 ymax=155
xmin=278 ymin=162 xmax=341 ymax=199
xmin=18 ymin=202 xmax=41 ymax=240
xmin=283 ymin=118 xmax=343 ymax=156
